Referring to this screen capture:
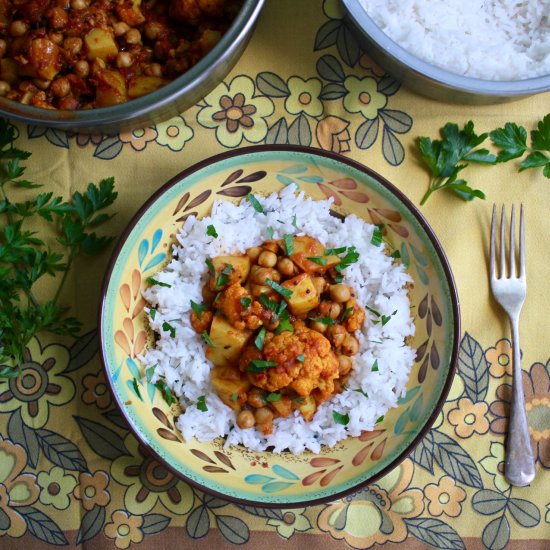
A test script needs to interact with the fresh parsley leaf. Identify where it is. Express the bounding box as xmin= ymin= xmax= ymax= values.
xmin=246 ymin=360 xmax=278 ymax=372
xmin=531 ymin=114 xmax=550 ymax=152
xmin=205 ymin=258 xmax=215 ymax=277
xmin=206 ymin=224 xmax=218 ymax=238
xmin=202 ymin=331 xmax=216 ymax=347
xmin=335 ymin=246 xmax=359 ymax=272
xmin=296 ymin=354 xmax=305 ymax=363
xmin=376 ymin=415 xmax=384 ymax=424
xmin=240 ymin=297 xmax=252 ymax=309
xmin=147 ymin=278 xmax=171 ymax=288
xmin=266 ymin=226 xmax=274 ymax=240
xmin=266 ymin=392 xmax=281 ymax=402
xmin=216 ymin=274 xmax=229 ymax=288
xmin=259 ymin=293 xmax=278 ymax=312
xmin=332 ymin=411 xmax=349 ymax=425
xmin=370 ymin=226 xmax=383 ymax=246
xmin=254 ymin=327 xmax=266 ymax=350
xmin=307 ymin=256 xmax=327 ymax=265
xmin=283 ymin=234 xmax=294 ymax=255
xmin=265 ymin=278 xmax=293 ymax=299
xmin=380 ymin=310 xmax=397 ymax=326
xmin=365 ymin=305 xmax=381 ymax=318
xmin=490 ymin=122 xmax=528 ymax=162
xmin=190 ymin=300 xmax=208 ymax=319
xmin=247 ymin=193 xmax=264 ymax=213
xmin=156 ymin=378 xmax=176 ymax=406
xmin=197 ymin=395 xmax=208 ymax=411
xmin=324 ymin=246 xmax=347 ymax=255
xmin=309 ymin=316 xmax=335 ymax=326
xmin=162 ymin=321 xmax=176 ymax=338
xmin=275 ymin=311 xmax=294 ymax=333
